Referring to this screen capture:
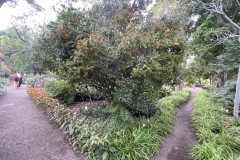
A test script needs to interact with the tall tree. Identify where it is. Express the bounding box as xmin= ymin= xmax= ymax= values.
xmin=0 ymin=27 xmax=43 ymax=73
xmin=187 ymin=0 xmax=240 ymax=119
